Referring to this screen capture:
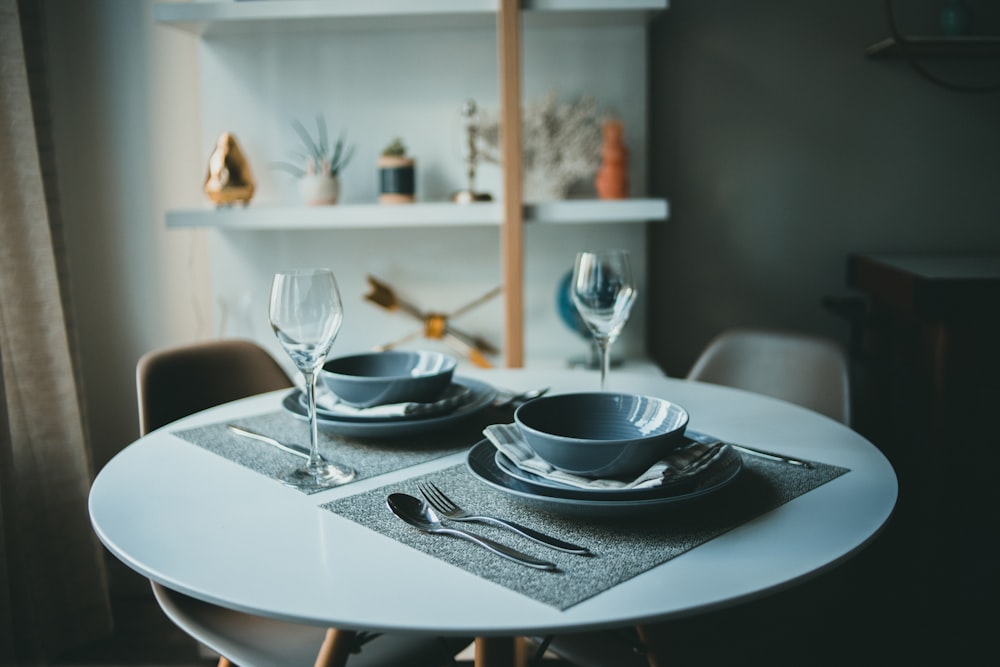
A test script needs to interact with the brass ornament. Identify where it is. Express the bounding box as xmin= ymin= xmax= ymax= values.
xmin=204 ymin=132 xmax=256 ymax=207
xmin=364 ymin=275 xmax=500 ymax=368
